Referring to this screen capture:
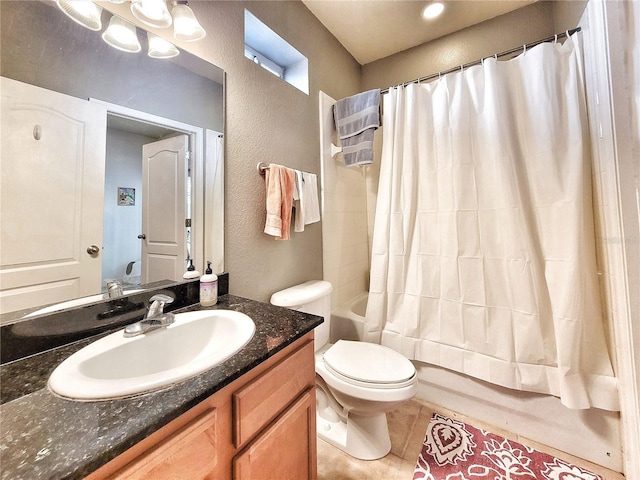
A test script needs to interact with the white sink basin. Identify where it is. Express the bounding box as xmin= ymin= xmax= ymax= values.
xmin=48 ymin=310 xmax=255 ymax=401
